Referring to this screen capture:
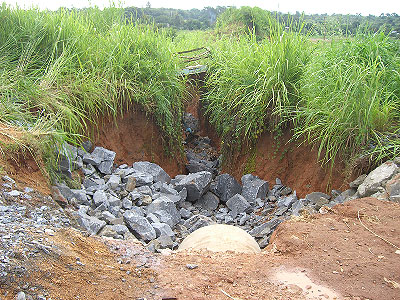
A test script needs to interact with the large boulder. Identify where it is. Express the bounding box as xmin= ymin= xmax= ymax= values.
xmin=179 ymin=224 xmax=261 ymax=254
xmin=358 ymin=161 xmax=399 ymax=197
xmin=146 ymin=196 xmax=181 ymax=228
xmin=213 ymin=174 xmax=242 ymax=203
xmin=123 ymin=212 xmax=156 ymax=241
xmin=132 ymin=162 xmax=171 ymax=184
xmin=241 ymin=174 xmax=269 ymax=203
xmin=174 ymin=171 xmax=213 ymax=202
